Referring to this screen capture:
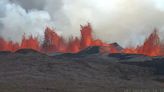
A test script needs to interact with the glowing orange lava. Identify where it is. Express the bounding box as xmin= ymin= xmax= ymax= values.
xmin=123 ymin=29 xmax=162 ymax=56
xmin=0 ymin=23 xmax=163 ymax=56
